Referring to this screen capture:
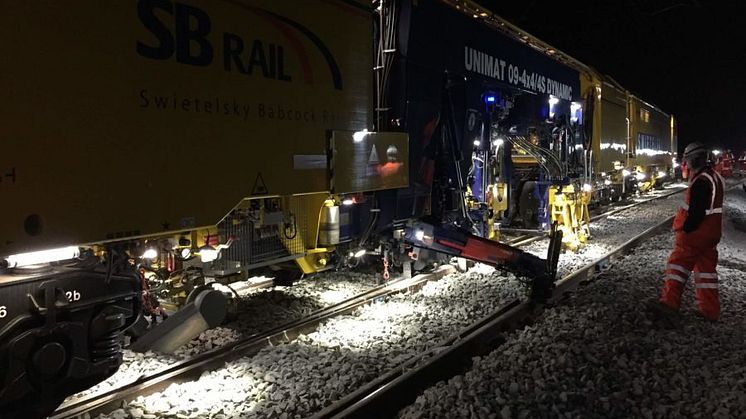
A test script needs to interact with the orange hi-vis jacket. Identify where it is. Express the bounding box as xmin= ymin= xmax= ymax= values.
xmin=672 ymin=167 xmax=724 ymax=240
